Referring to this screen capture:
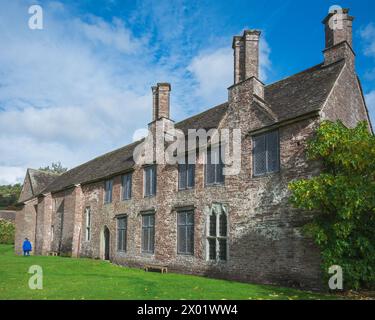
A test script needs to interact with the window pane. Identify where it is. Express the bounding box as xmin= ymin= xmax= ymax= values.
xmin=218 ymin=239 xmax=227 ymax=260
xmin=150 ymin=226 xmax=155 ymax=252
xmin=186 ymin=212 xmax=194 ymax=225
xmin=219 ymin=213 xmax=227 ymax=237
xmin=178 ymin=212 xmax=186 ymax=225
xmin=122 ymin=174 xmax=132 ymax=200
xmin=187 ymin=164 xmax=195 ymax=188
xmin=151 ymin=166 xmax=156 ymax=196
xmin=208 ymin=238 xmax=216 ymax=260
xmin=266 ymin=131 xmax=279 ymax=173
xmin=142 ymin=227 xmax=148 ymax=252
xmin=178 ymin=225 xmax=186 ymax=253
xmin=253 ymin=135 xmax=266 ymax=176
xmin=118 ymin=230 xmax=123 ymax=251
xmin=186 ymin=225 xmax=194 ymax=254
xmin=149 ymin=214 xmax=155 ymax=226
xmin=209 ymin=213 xmax=216 ymax=236
xmin=145 ymin=168 xmax=151 ymax=196
xmin=178 ymin=164 xmax=187 ymax=189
